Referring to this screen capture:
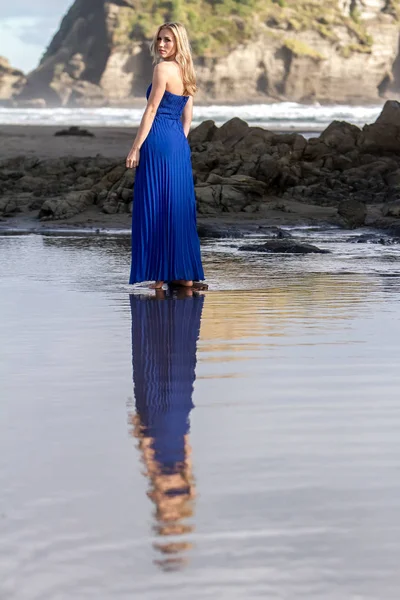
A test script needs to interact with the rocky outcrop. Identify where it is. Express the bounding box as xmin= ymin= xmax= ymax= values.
xmin=12 ymin=0 xmax=400 ymax=106
xmin=0 ymin=57 xmax=26 ymax=101
xmin=3 ymin=101 xmax=400 ymax=231
xmin=238 ymin=240 xmax=330 ymax=254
